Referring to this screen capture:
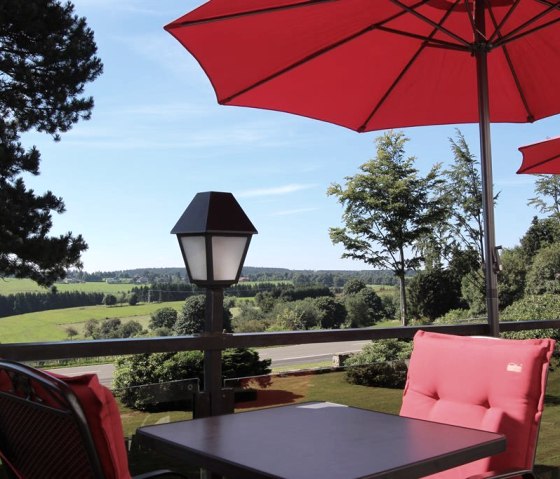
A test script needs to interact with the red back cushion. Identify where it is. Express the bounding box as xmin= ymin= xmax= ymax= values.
xmin=400 ymin=331 xmax=555 ymax=479
xmin=49 ymin=371 xmax=132 ymax=479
